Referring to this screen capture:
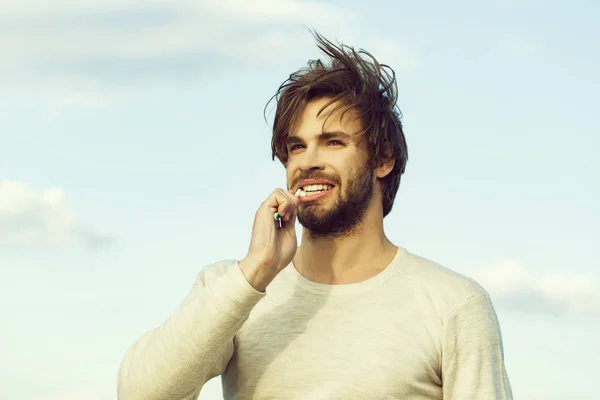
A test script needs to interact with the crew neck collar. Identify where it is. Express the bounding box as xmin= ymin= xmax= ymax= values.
xmin=281 ymin=246 xmax=407 ymax=295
